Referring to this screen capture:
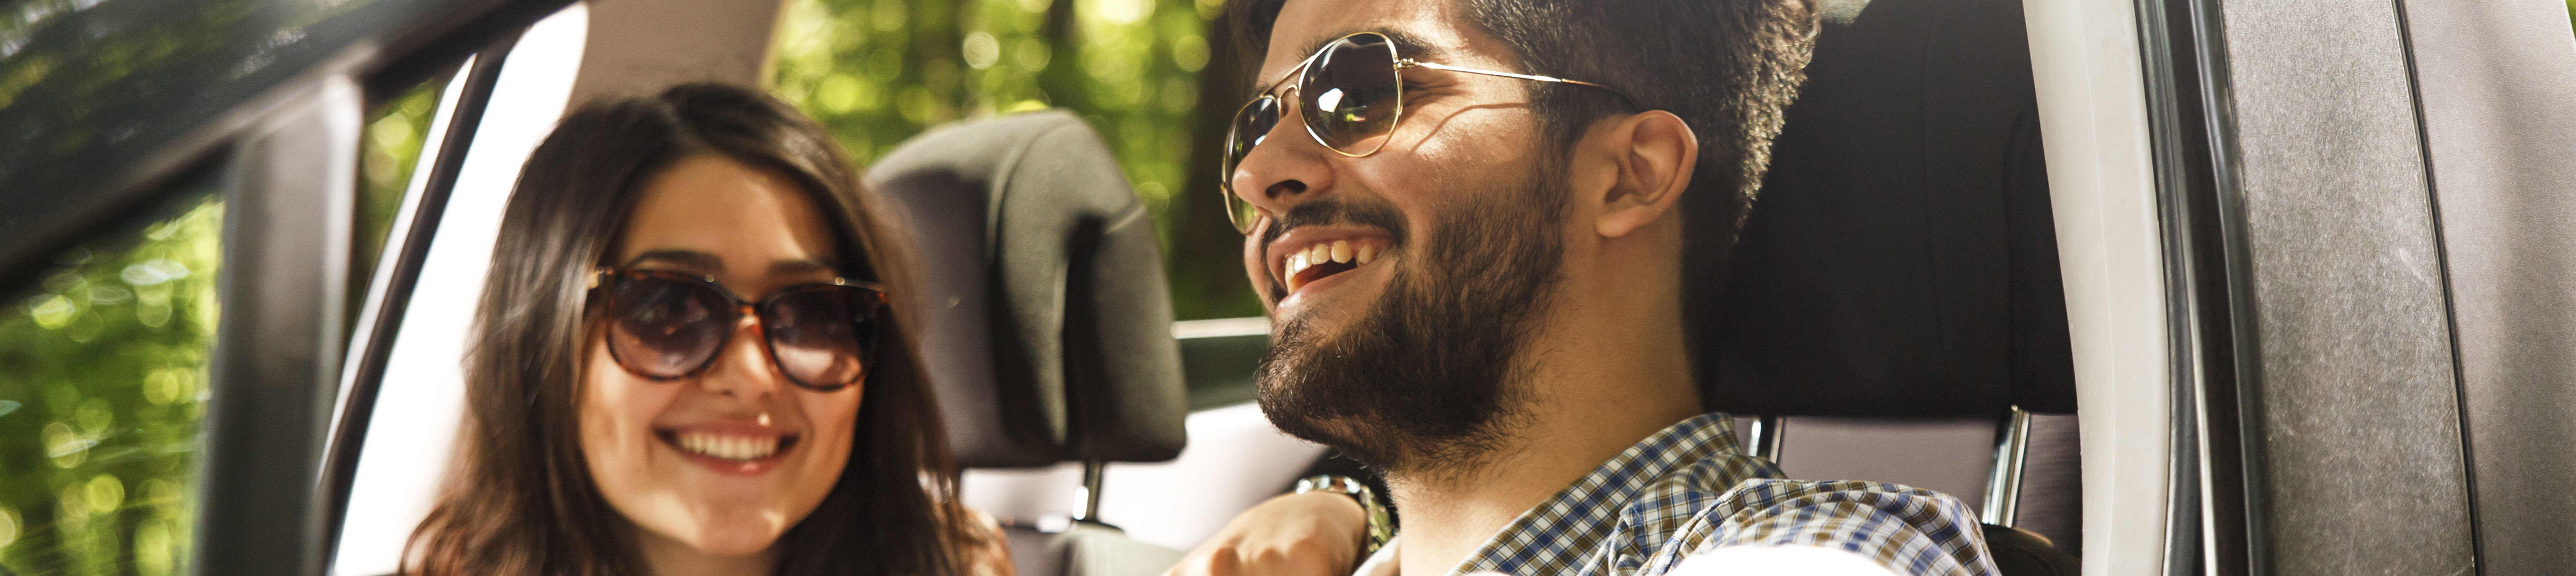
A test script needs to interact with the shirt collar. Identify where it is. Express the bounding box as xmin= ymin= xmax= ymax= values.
xmin=1449 ymin=412 xmax=1748 ymax=576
